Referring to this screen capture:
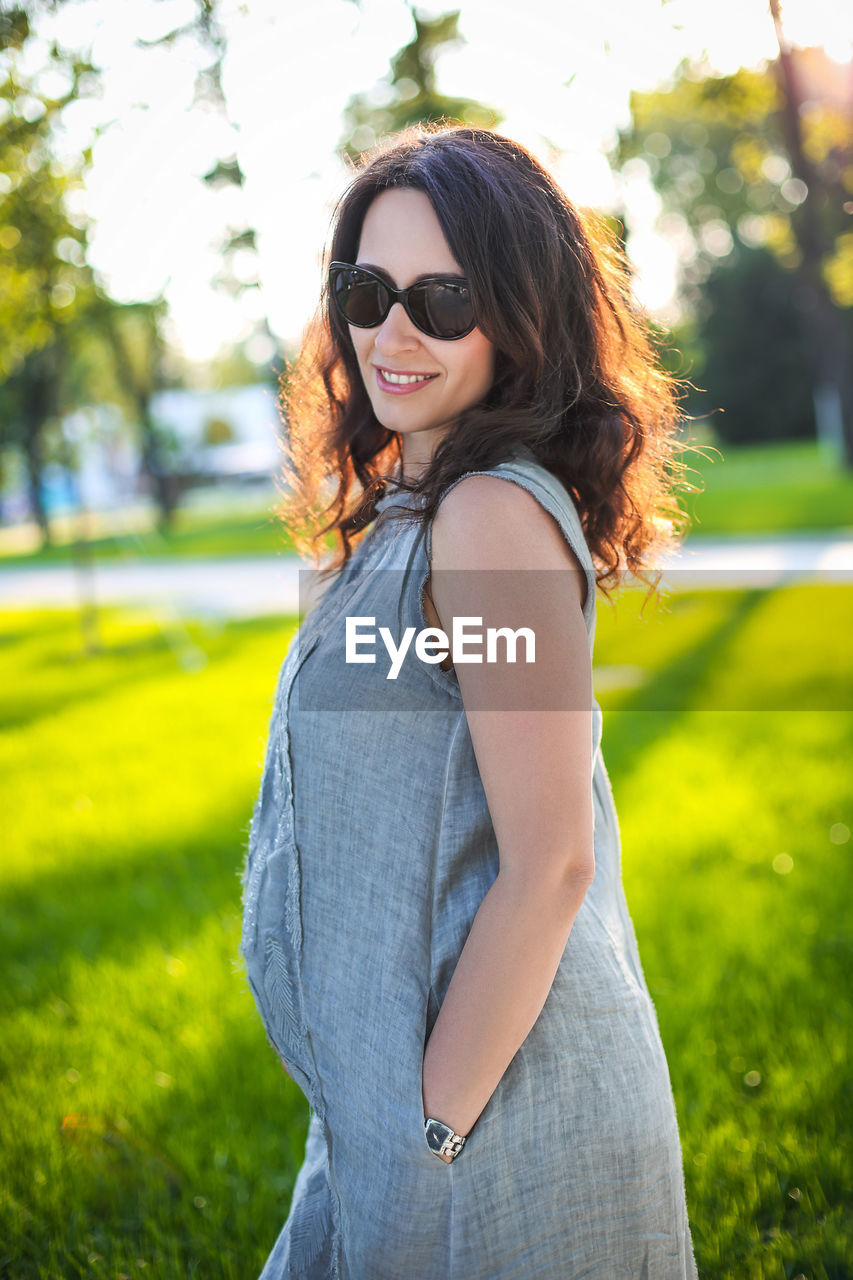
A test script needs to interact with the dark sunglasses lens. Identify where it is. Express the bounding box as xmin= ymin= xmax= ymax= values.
xmin=332 ymin=269 xmax=387 ymax=327
xmin=410 ymin=281 xmax=474 ymax=338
